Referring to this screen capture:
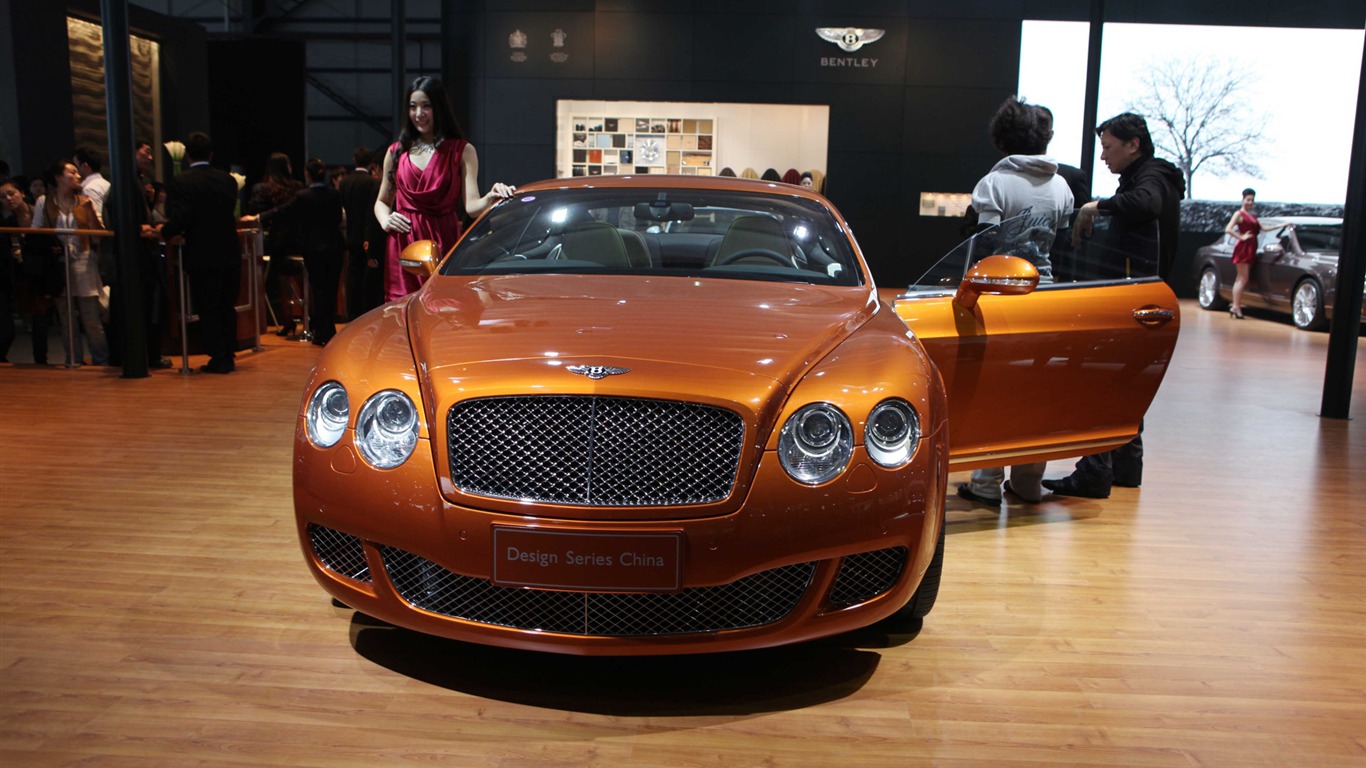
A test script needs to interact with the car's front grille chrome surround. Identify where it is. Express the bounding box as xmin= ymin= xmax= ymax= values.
xmin=380 ymin=546 xmax=816 ymax=636
xmin=827 ymin=547 xmax=908 ymax=608
xmin=447 ymin=395 xmax=745 ymax=506
xmin=308 ymin=524 xmax=372 ymax=583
